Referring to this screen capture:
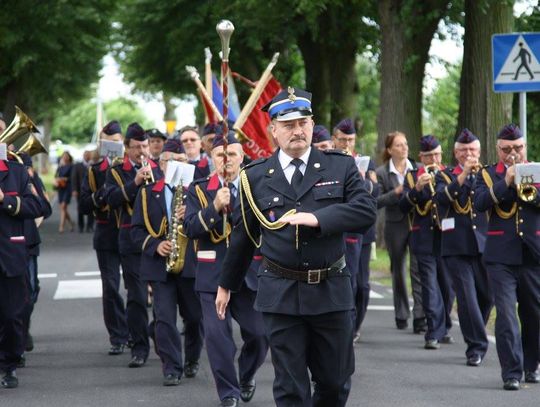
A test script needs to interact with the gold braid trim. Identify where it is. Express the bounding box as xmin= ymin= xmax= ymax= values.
xmin=141 ymin=187 xmax=167 ymax=238
xmin=406 ymin=171 xmax=432 ymax=216
xmin=88 ymin=167 xmax=97 ymax=193
xmin=481 ymin=168 xmax=516 ymax=219
xmin=110 ymin=168 xmax=133 ymax=216
xmin=440 ymin=170 xmax=472 ymax=215
xmin=194 ymin=184 xmax=231 ymax=243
